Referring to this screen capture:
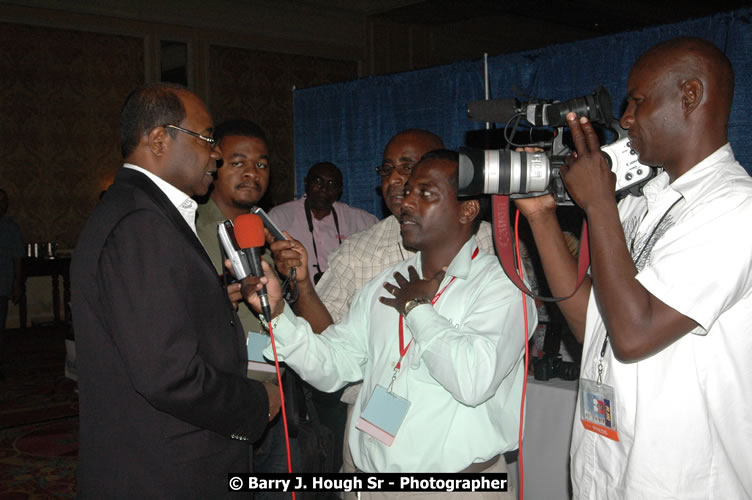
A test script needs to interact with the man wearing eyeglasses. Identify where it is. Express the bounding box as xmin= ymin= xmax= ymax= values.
xmin=71 ymin=83 xmax=280 ymax=499
xmin=269 ymin=162 xmax=378 ymax=285
xmin=269 ymin=130 xmax=494 ymax=487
